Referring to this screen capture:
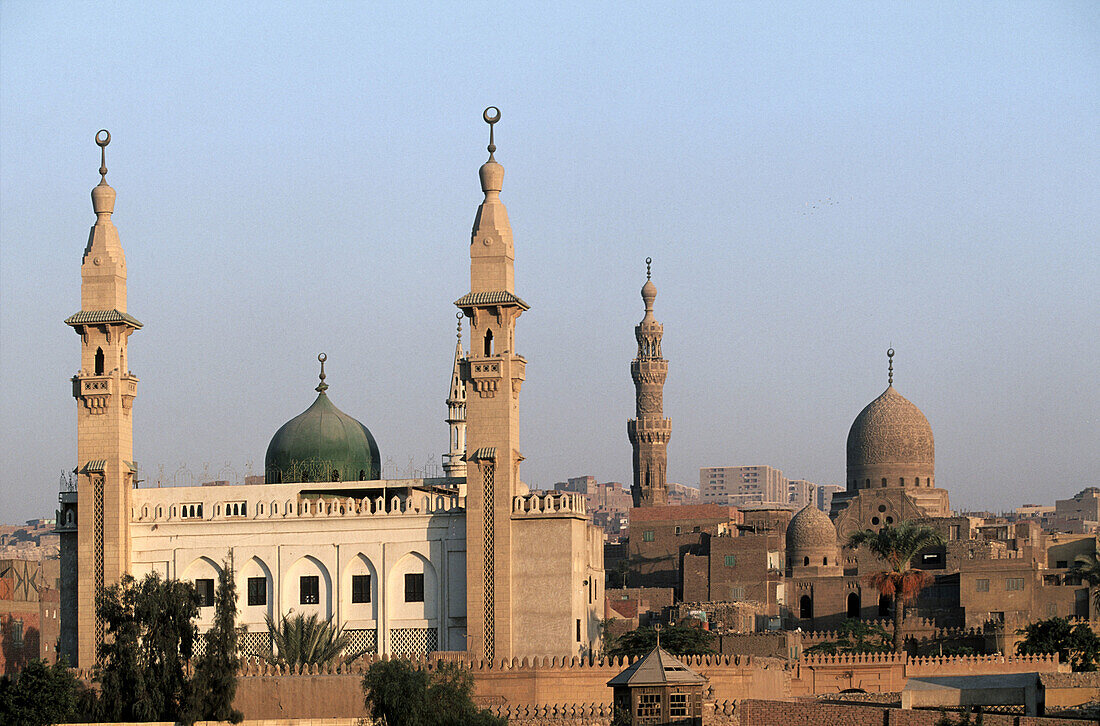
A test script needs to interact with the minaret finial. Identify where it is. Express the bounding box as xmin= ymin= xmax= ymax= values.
xmin=483 ymin=106 xmax=500 ymax=160
xmin=96 ymin=129 xmax=110 ymax=182
xmin=316 ymin=352 xmax=329 ymax=393
xmin=887 ymin=347 xmax=894 ymax=387
xmin=654 ymin=623 xmax=662 ymax=649
xmin=456 ymin=311 xmax=463 ymax=343
xmin=646 ymin=256 xmax=652 ymax=281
